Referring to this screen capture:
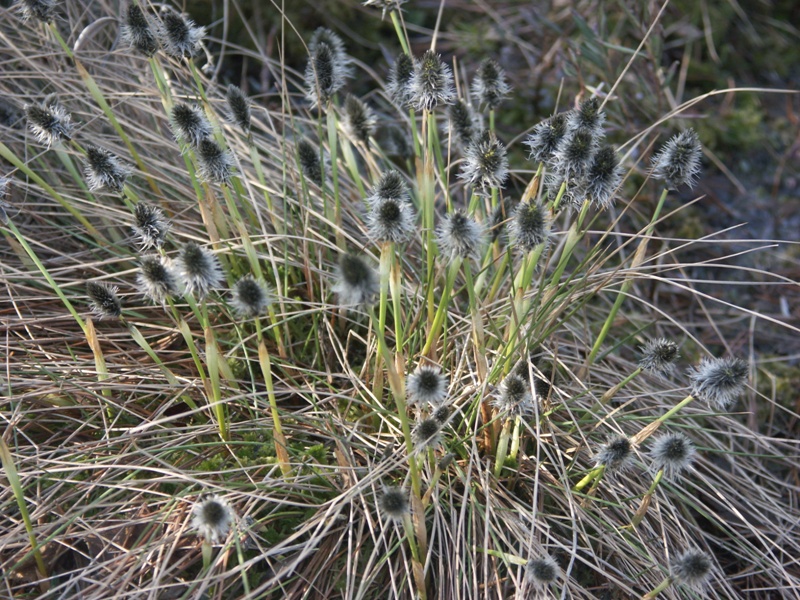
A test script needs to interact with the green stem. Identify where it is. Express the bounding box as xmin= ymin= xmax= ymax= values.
xmin=573 ymin=464 xmax=605 ymax=492
xmin=390 ymin=10 xmax=411 ymax=56
xmin=493 ymin=419 xmax=513 ymax=477
xmin=586 ymin=188 xmax=670 ymax=368
xmin=256 ymin=318 xmax=291 ymax=476
xmin=421 ymin=258 xmax=461 ymax=355
xmin=4 ymin=219 xmax=86 ymax=331
xmin=642 ymin=577 xmax=671 ymax=599
xmin=0 ymin=437 xmax=49 ymax=584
